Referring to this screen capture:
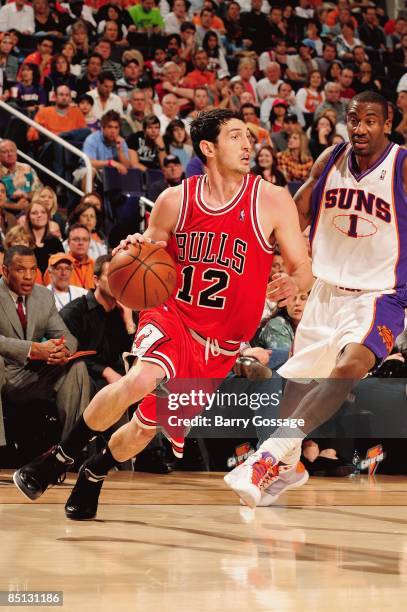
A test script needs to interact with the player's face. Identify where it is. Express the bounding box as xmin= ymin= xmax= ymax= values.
xmin=212 ymin=119 xmax=252 ymax=175
xmin=347 ymin=102 xmax=391 ymax=158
